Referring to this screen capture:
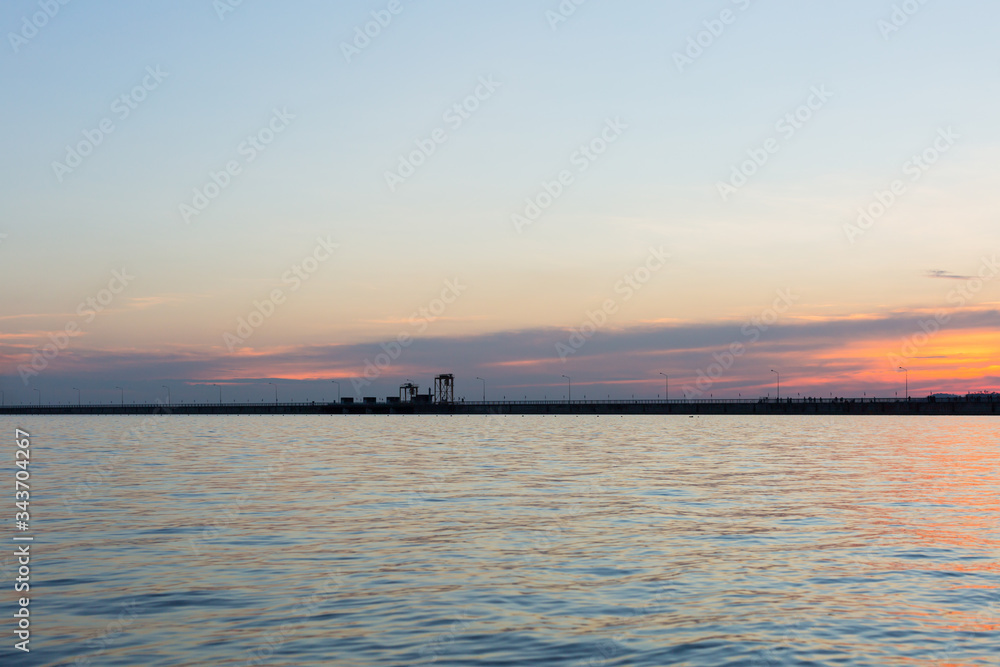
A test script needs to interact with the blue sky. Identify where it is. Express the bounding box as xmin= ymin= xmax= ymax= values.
xmin=2 ymin=0 xmax=999 ymax=403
